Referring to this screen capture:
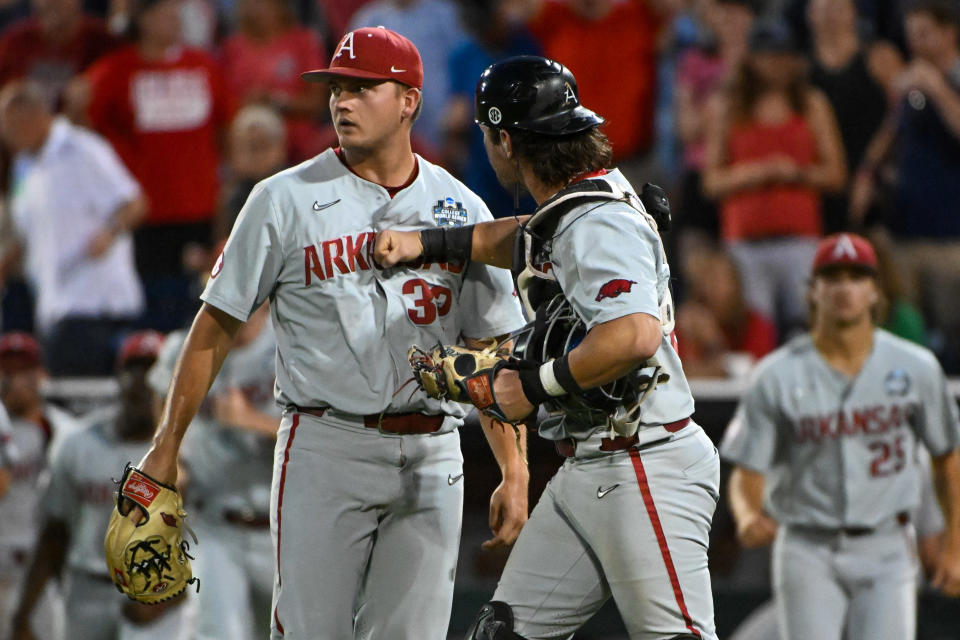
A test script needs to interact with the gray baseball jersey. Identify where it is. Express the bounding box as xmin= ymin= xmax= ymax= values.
xmin=199 ymin=149 xmax=522 ymax=640
xmin=721 ymin=330 xmax=960 ymax=528
xmin=537 ymin=169 xmax=694 ymax=442
xmin=489 ymin=171 xmax=718 ymax=640
xmin=201 ymin=148 xmax=523 ymax=421
xmin=722 ymin=330 xmax=960 ymax=640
